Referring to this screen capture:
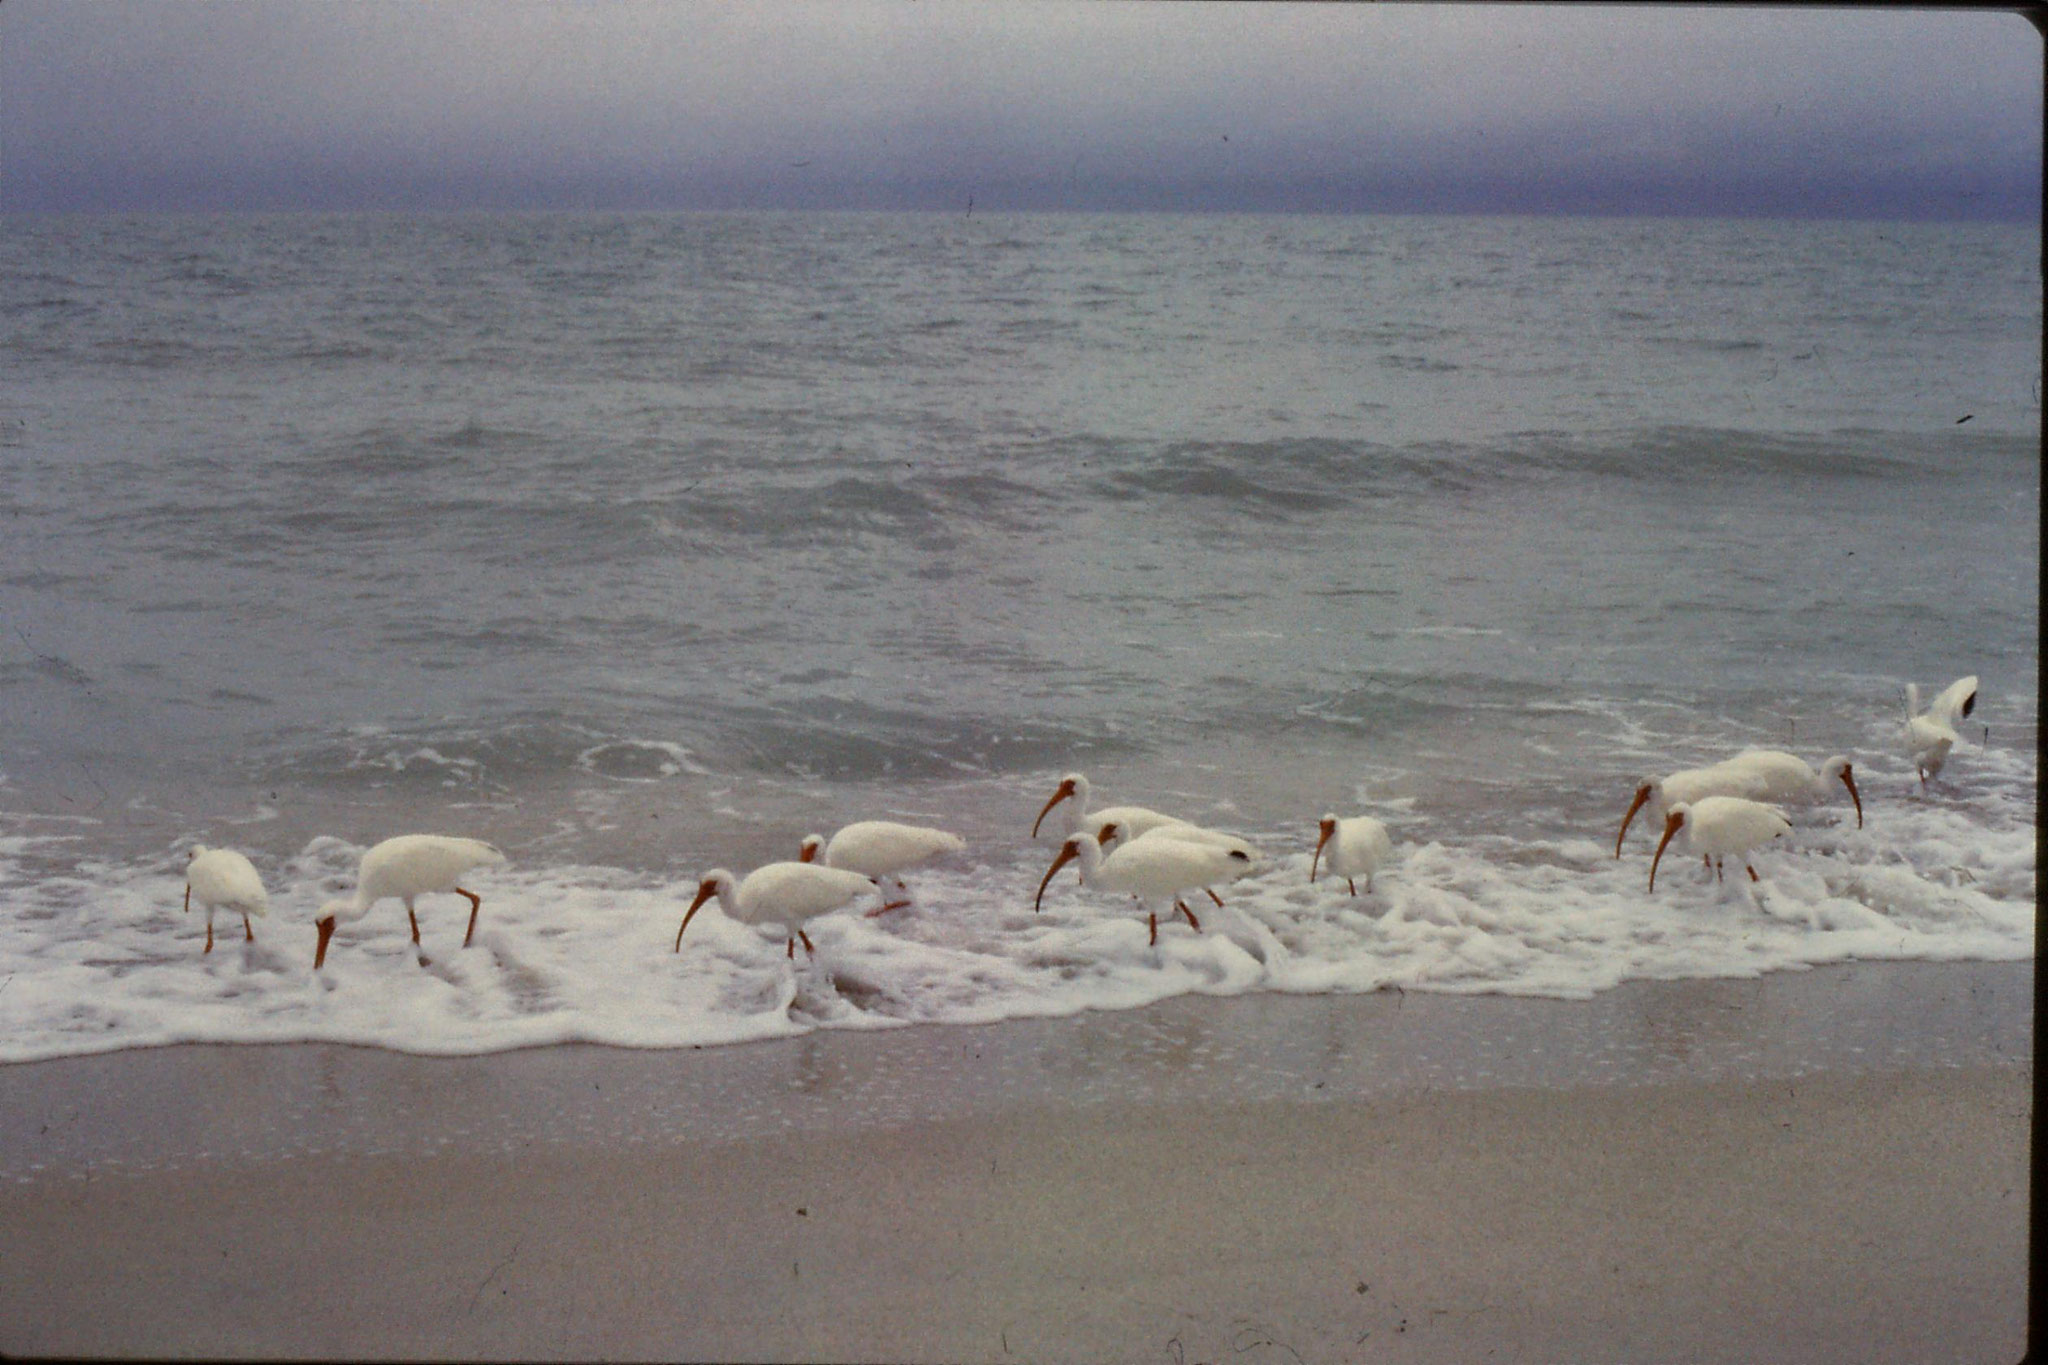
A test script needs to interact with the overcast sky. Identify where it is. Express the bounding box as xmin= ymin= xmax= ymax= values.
xmin=2 ymin=2 xmax=2039 ymax=219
